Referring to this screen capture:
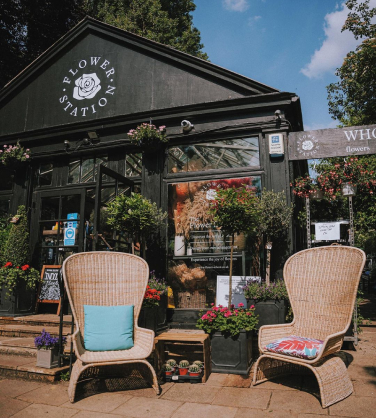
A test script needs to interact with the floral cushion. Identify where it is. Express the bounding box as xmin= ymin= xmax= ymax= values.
xmin=264 ymin=335 xmax=324 ymax=360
